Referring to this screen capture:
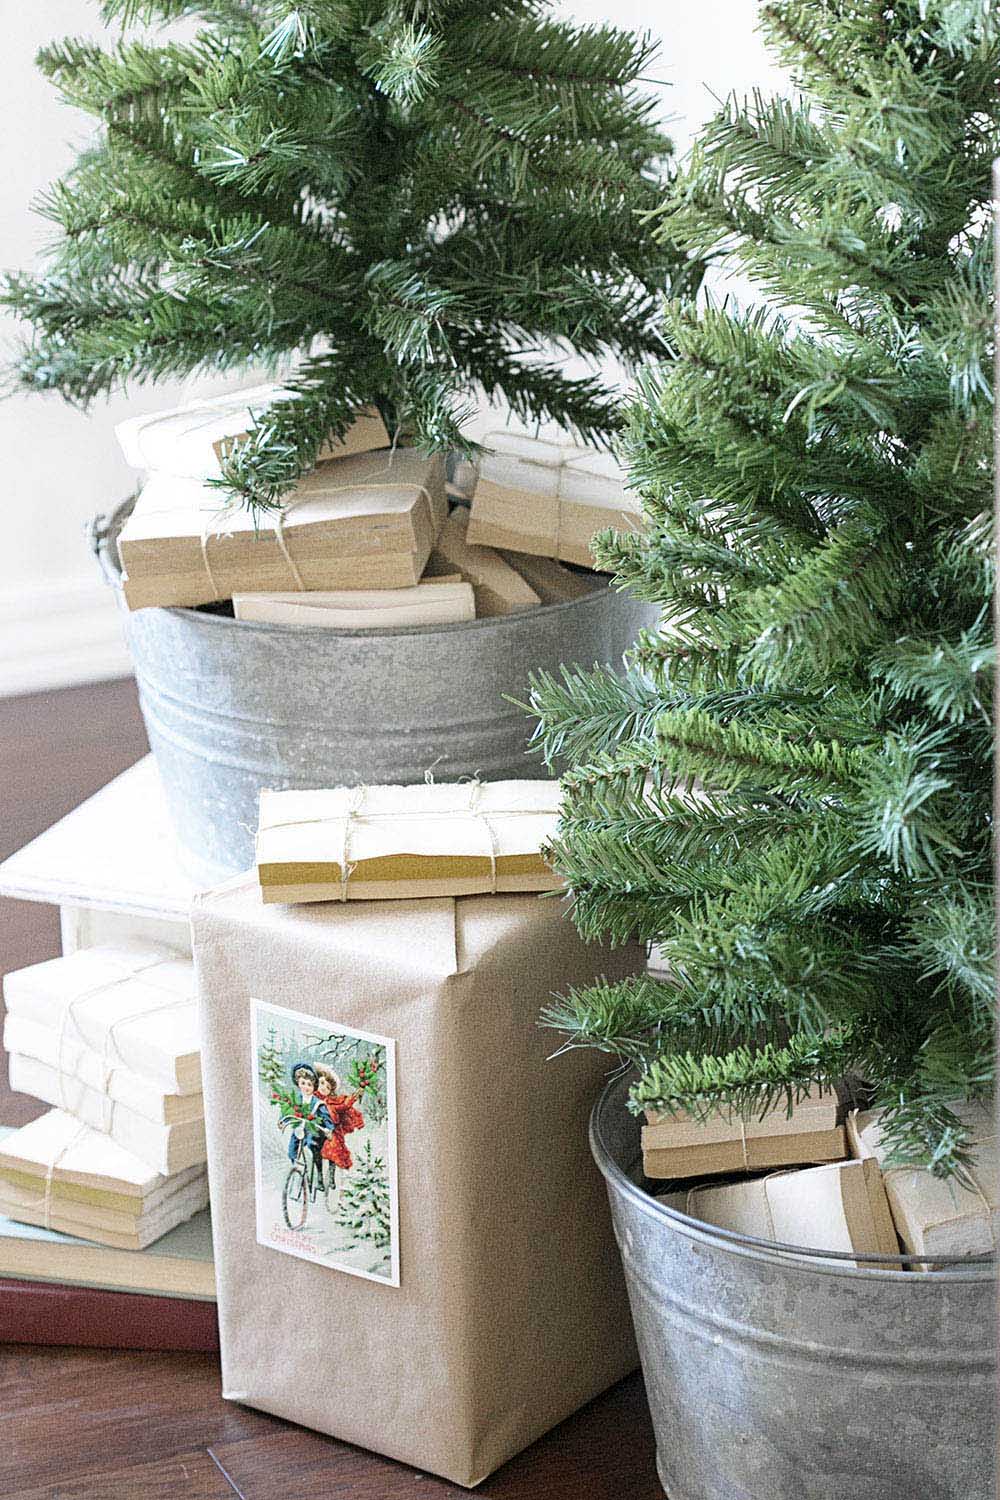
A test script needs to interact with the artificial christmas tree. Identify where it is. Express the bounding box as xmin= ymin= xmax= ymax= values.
xmin=3 ymin=0 xmax=688 ymax=512
xmin=531 ymin=0 xmax=998 ymax=1177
